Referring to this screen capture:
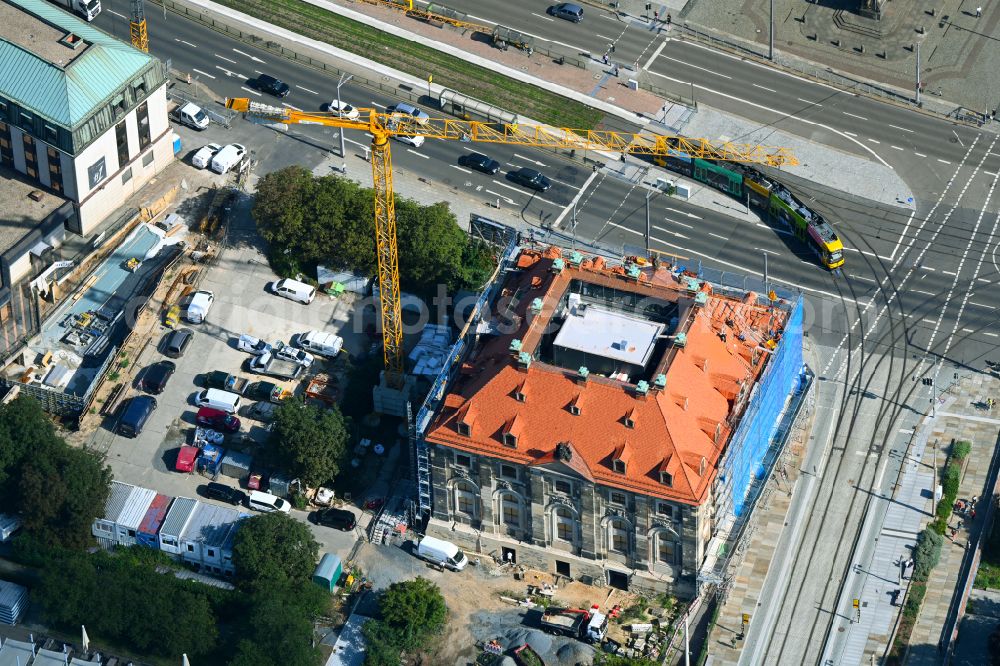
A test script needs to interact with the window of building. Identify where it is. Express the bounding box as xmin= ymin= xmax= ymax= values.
xmin=455 ymin=480 xmax=477 ymax=517
xmin=457 ymin=421 xmax=471 ymax=436
xmin=660 ymin=471 xmax=673 ymax=487
xmin=127 ymin=529 xmax=135 ymax=537
xmin=502 ymin=433 xmax=518 ymax=448
xmin=18 ymin=110 xmax=33 ymax=132
xmin=612 ymin=459 xmax=626 ymax=474
xmin=43 ymin=125 xmax=58 ymax=143
xmin=609 ymin=520 xmax=628 ymax=553
xmin=656 ymin=502 xmax=673 ymax=519
xmin=500 ymin=464 xmax=517 ymax=479
xmin=137 ymin=101 xmax=151 ymax=149
xmin=207 ymin=549 xmax=215 ymax=557
xmin=142 ymin=150 xmax=154 ymax=167
xmin=569 ymin=403 xmax=581 ymax=416
xmin=501 ymin=494 xmax=520 ymax=527
xmin=610 ymin=491 xmax=626 ymax=506
xmin=115 ymin=120 xmax=129 ymax=167
xmin=624 ymin=416 xmax=635 ymax=428
xmin=47 ymin=147 xmax=63 ymax=193
xmin=121 ymin=168 xmax=133 ymax=184
xmin=132 ymin=77 xmax=147 ymax=99
xmin=162 ymin=538 xmax=176 ymax=547
xmin=186 ymin=544 xmax=194 ymax=552
xmin=0 ymin=100 xmax=7 ymax=117
xmin=657 ymin=538 xmax=676 ymax=564
xmin=554 ymin=479 xmax=571 ymax=495
xmin=0 ymin=122 xmax=11 ymax=166
xmin=555 ymin=506 xmax=574 ymax=542
xmin=455 ymin=453 xmax=471 ymax=468
xmin=112 ymin=94 xmax=126 ymax=117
